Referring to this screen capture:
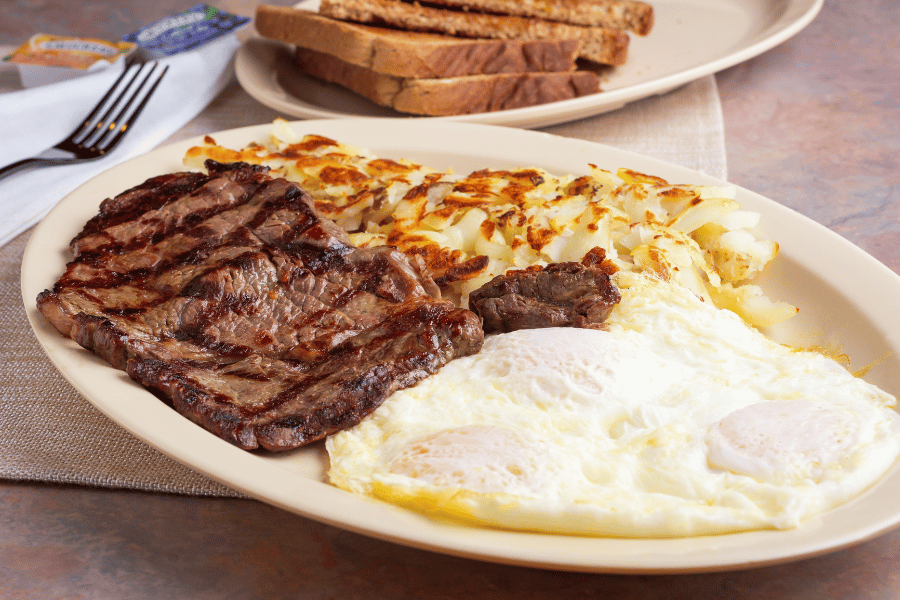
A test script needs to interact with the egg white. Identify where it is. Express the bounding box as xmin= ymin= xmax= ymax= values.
xmin=326 ymin=272 xmax=900 ymax=537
